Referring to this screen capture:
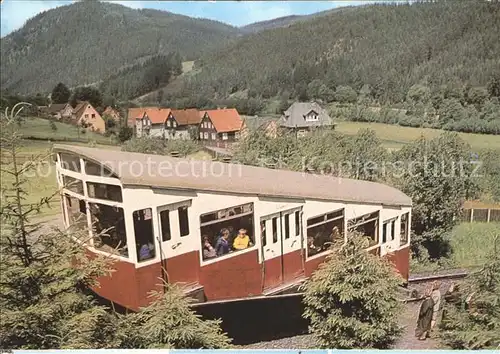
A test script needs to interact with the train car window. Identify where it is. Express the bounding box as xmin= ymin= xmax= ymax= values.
xmin=348 ymin=211 xmax=379 ymax=247
xmin=133 ymin=208 xmax=155 ymax=262
xmin=272 ymin=217 xmax=278 ymax=243
xmin=200 ymin=203 xmax=255 ymax=261
xmin=159 ymin=210 xmax=171 ymax=242
xmin=84 ymin=160 xmax=117 ymax=178
xmin=64 ymin=194 xmax=88 ymax=234
xmin=307 ymin=209 xmax=344 ymax=258
xmin=87 ymin=182 xmax=122 ymax=202
xmin=400 ymin=213 xmax=409 ymax=246
xmin=59 ymin=153 xmax=81 ymax=172
xmin=261 ymin=220 xmax=267 ymax=247
xmin=382 ymin=222 xmax=388 ymax=243
xmin=178 ymin=206 xmax=190 ymax=237
xmin=284 ymin=214 xmax=290 ymax=239
xmin=89 ymin=203 xmax=128 ymax=258
xmin=62 ymin=175 xmax=84 ymax=195
xmin=295 ymin=211 xmax=301 ymax=236
xmin=390 ymin=219 xmax=396 ymax=241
